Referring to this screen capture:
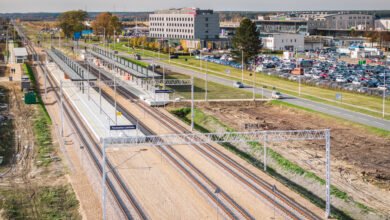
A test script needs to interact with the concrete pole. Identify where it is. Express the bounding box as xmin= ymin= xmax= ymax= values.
xmin=191 ymin=75 xmax=194 ymax=131
xmin=168 ymin=40 xmax=171 ymax=63
xmin=114 ymin=68 xmax=118 ymax=125
xmin=252 ymin=66 xmax=256 ymax=101
xmin=102 ymin=139 xmax=107 ymax=220
xmin=263 ymin=133 xmax=267 ymax=172
xmin=99 ymin=69 xmax=102 ymax=114
xmin=163 ymin=64 xmax=165 ymax=89
xmin=299 ymin=75 xmax=302 ymax=97
xmin=205 ymin=60 xmax=208 ymax=101
xmin=242 ymin=49 xmax=244 ymax=83
xmin=383 ymin=73 xmax=386 ymax=118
